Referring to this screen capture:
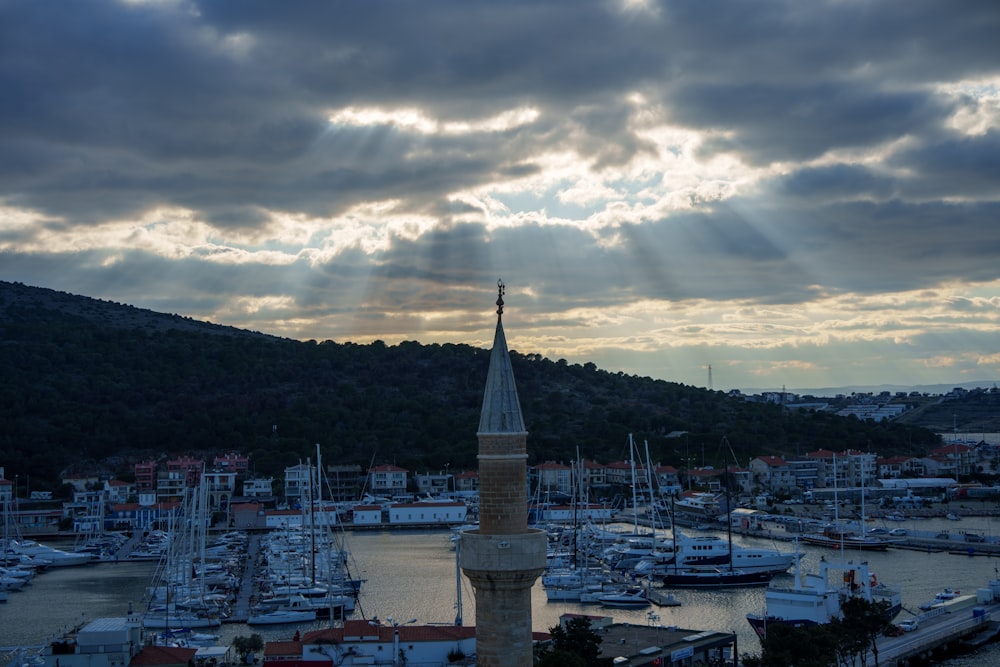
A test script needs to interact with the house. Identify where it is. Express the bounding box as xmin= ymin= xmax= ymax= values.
xmin=368 ymin=464 xmax=408 ymax=497
xmin=324 ymin=464 xmax=363 ymax=501
xmin=265 ymin=508 xmax=303 ymax=529
xmin=104 ymin=479 xmax=133 ymax=505
xmin=749 ymin=456 xmax=794 ymax=494
xmin=155 ymin=471 xmax=187 ymax=503
xmin=165 ymin=456 xmax=203 ymax=488
xmin=213 ymin=452 xmax=250 ymax=474
xmin=652 ymin=464 xmax=682 ymax=496
xmin=452 ymin=470 xmax=479 ymax=494
xmin=533 ymin=461 xmax=574 ymax=496
xmin=61 ymin=474 xmax=100 ymax=493
xmin=284 ymin=463 xmax=314 ymax=504
xmin=685 ymin=467 xmax=724 ymax=492
xmin=930 ymin=442 xmax=976 ymax=479
xmin=201 ymin=470 xmax=237 ymax=512
xmin=133 ymin=461 xmax=157 ymax=493
xmin=243 ymin=477 xmax=274 ymax=498
xmin=263 ymin=619 xmax=478 ymax=667
xmin=27 ymin=612 xmax=145 ymax=667
xmin=109 ymin=501 xmax=181 ymax=532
